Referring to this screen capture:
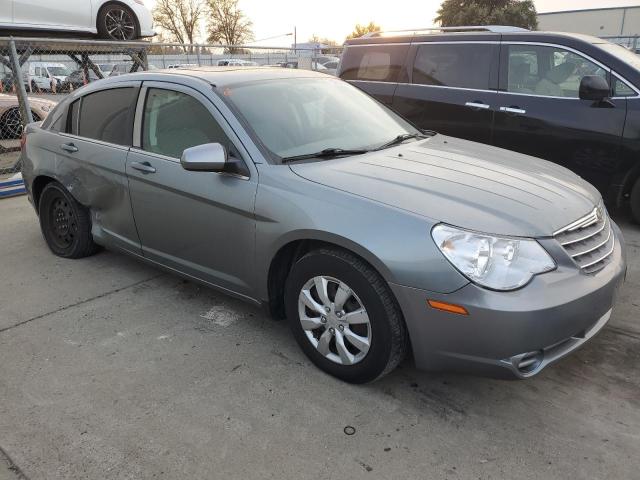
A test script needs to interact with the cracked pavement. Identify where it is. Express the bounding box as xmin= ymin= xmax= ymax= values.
xmin=0 ymin=195 xmax=639 ymax=479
